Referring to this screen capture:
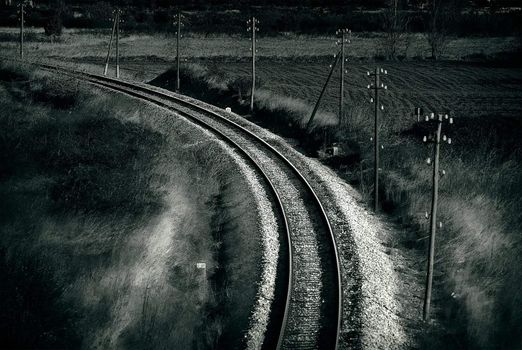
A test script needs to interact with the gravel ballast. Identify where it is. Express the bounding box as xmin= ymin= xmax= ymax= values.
xmin=174 ymin=98 xmax=417 ymax=349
